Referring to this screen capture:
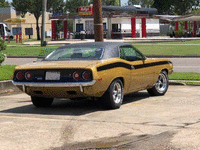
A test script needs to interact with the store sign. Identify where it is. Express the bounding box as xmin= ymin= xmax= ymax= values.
xmin=25 ymin=28 xmax=33 ymax=35
xmin=78 ymin=6 xmax=93 ymax=16
xmin=12 ymin=27 xmax=22 ymax=35
xmin=52 ymin=13 xmax=63 ymax=17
